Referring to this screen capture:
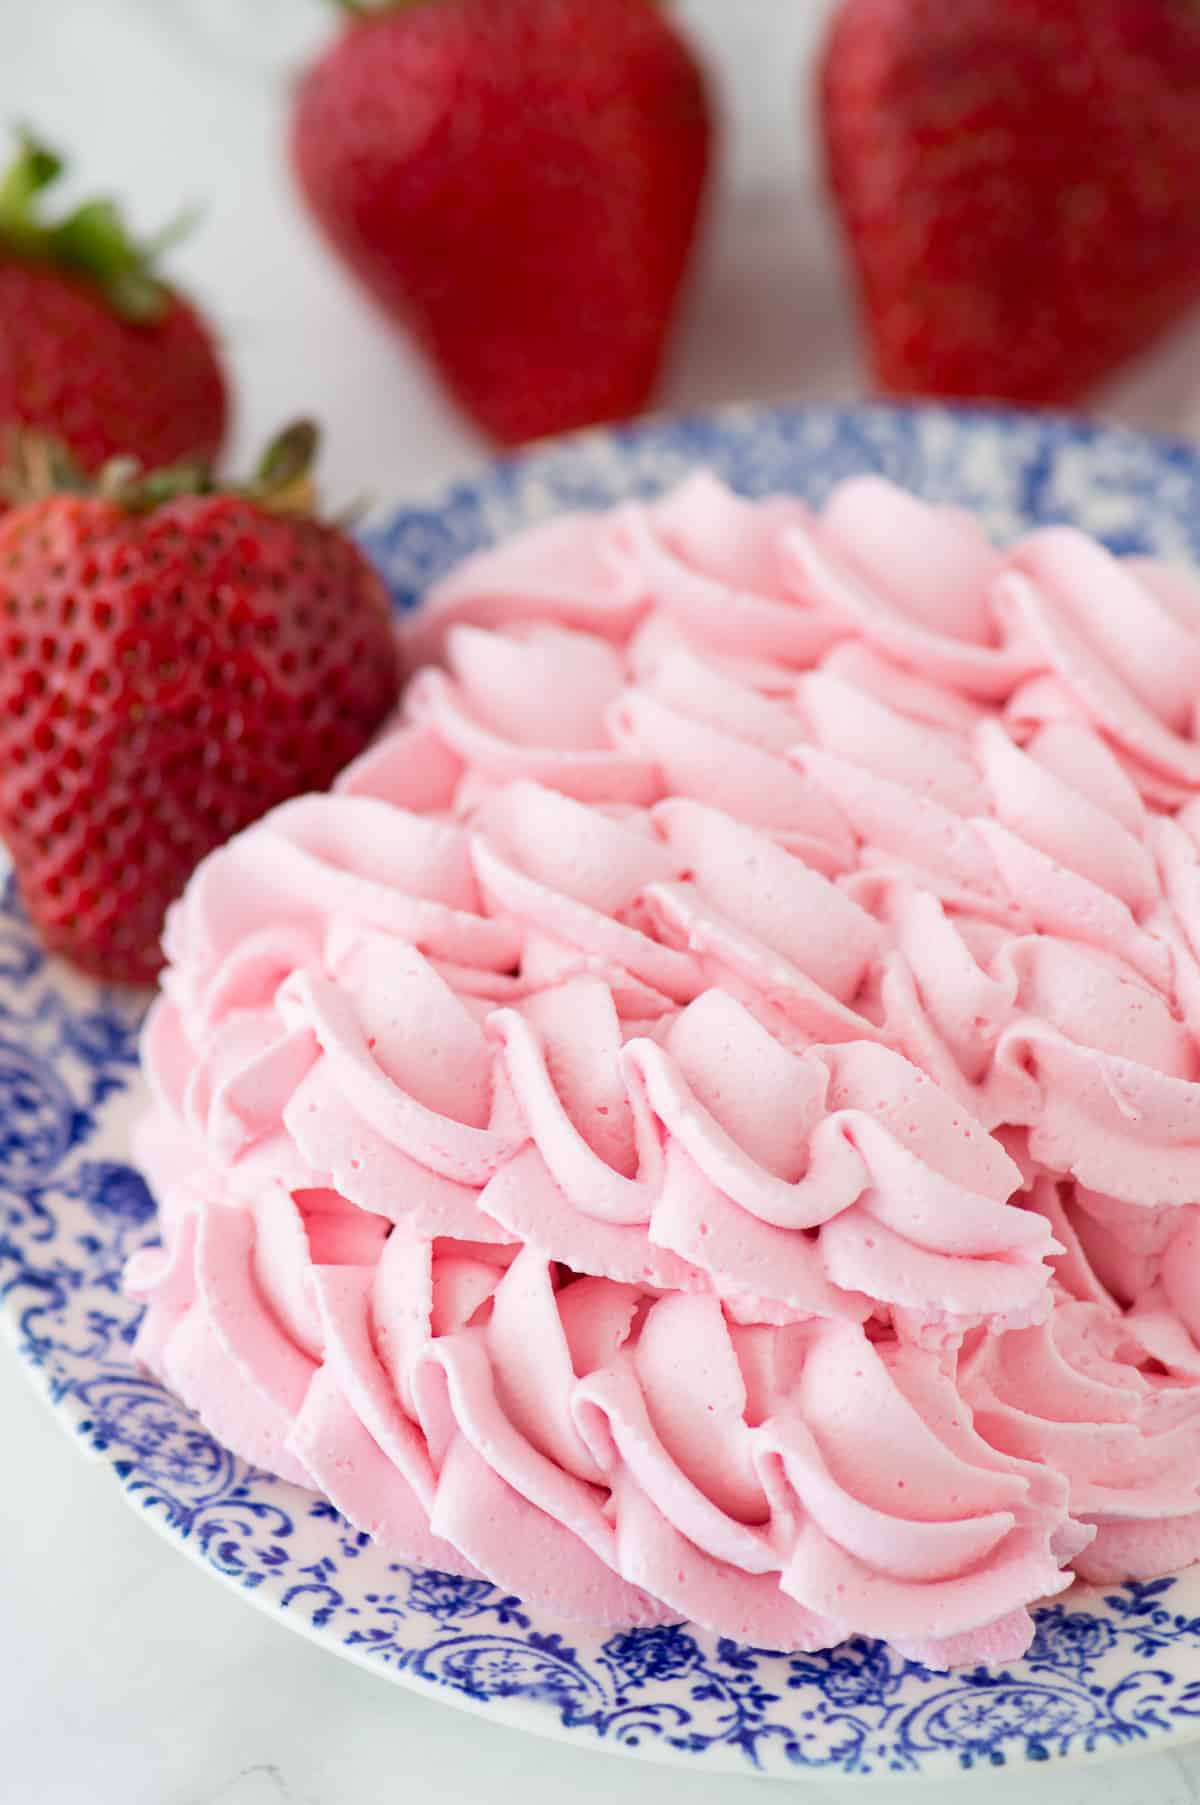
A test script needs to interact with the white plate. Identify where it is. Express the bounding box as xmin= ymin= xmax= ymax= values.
xmin=7 ymin=401 xmax=1200 ymax=1782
